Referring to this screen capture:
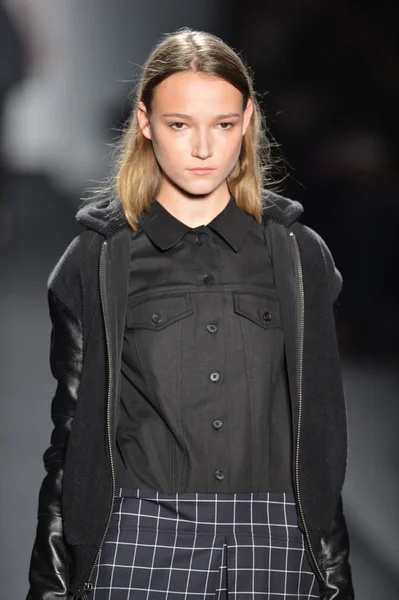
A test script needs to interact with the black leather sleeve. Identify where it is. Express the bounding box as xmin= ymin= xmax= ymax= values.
xmin=27 ymin=289 xmax=83 ymax=599
xmin=314 ymin=236 xmax=354 ymax=598
xmin=317 ymin=496 xmax=355 ymax=600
